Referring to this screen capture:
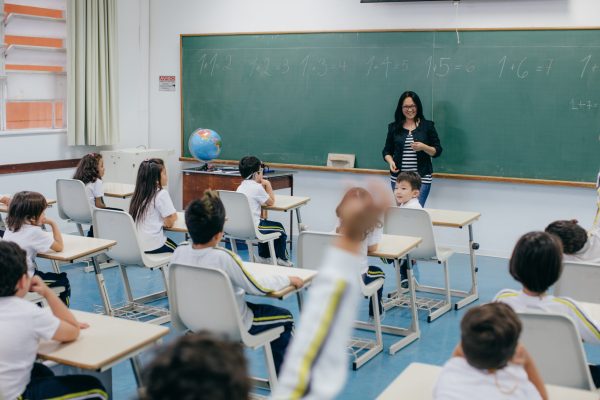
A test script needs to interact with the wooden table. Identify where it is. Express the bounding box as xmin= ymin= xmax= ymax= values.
xmin=243 ymin=261 xmax=317 ymax=299
xmin=38 ymin=310 xmax=169 ymax=387
xmin=377 ymin=362 xmax=599 ymax=400
xmin=355 ymin=234 xmax=423 ymax=355
xmin=37 ymin=235 xmax=117 ymax=315
xmin=426 ymin=208 xmax=482 ymax=310
xmin=103 ymin=182 xmax=135 ymax=199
